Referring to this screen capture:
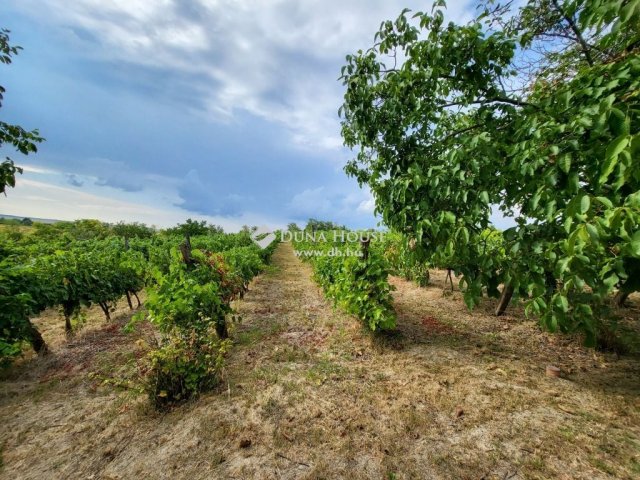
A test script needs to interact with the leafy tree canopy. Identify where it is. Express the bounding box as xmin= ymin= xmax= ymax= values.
xmin=165 ymin=219 xmax=223 ymax=237
xmin=0 ymin=29 xmax=43 ymax=195
xmin=340 ymin=0 xmax=640 ymax=344
xmin=111 ymin=221 xmax=155 ymax=239
xmin=305 ymin=218 xmax=346 ymax=231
